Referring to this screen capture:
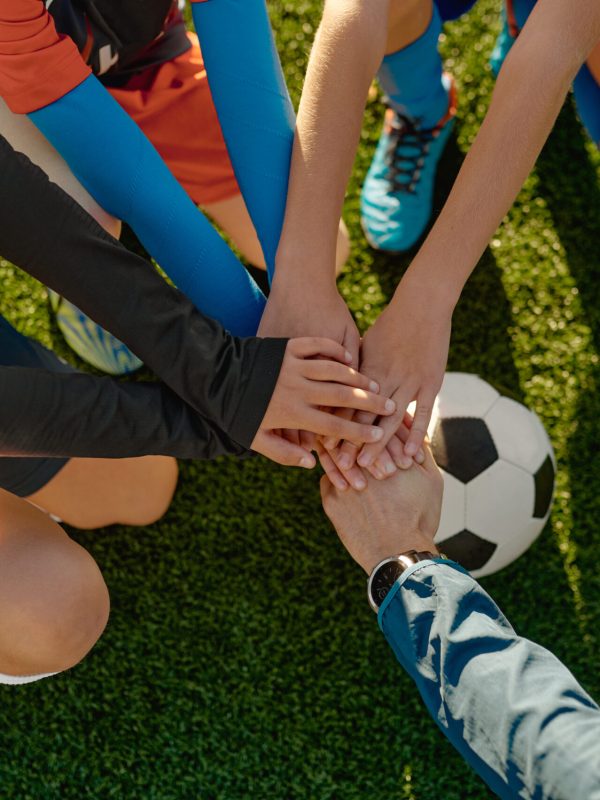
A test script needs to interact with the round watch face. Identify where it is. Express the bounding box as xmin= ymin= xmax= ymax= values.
xmin=370 ymin=560 xmax=405 ymax=610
